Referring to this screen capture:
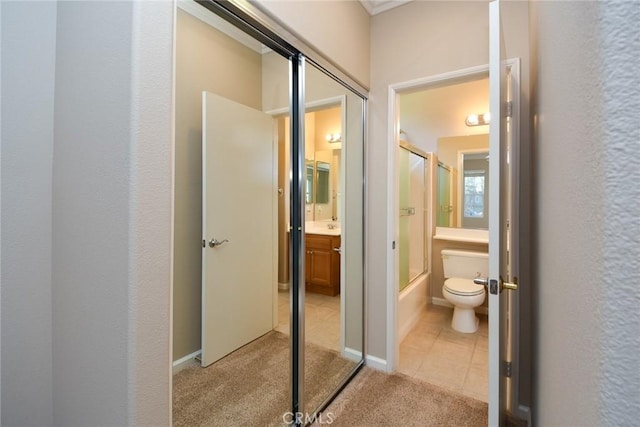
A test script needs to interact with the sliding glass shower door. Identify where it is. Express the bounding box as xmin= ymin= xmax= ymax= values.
xmin=398 ymin=145 xmax=427 ymax=292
